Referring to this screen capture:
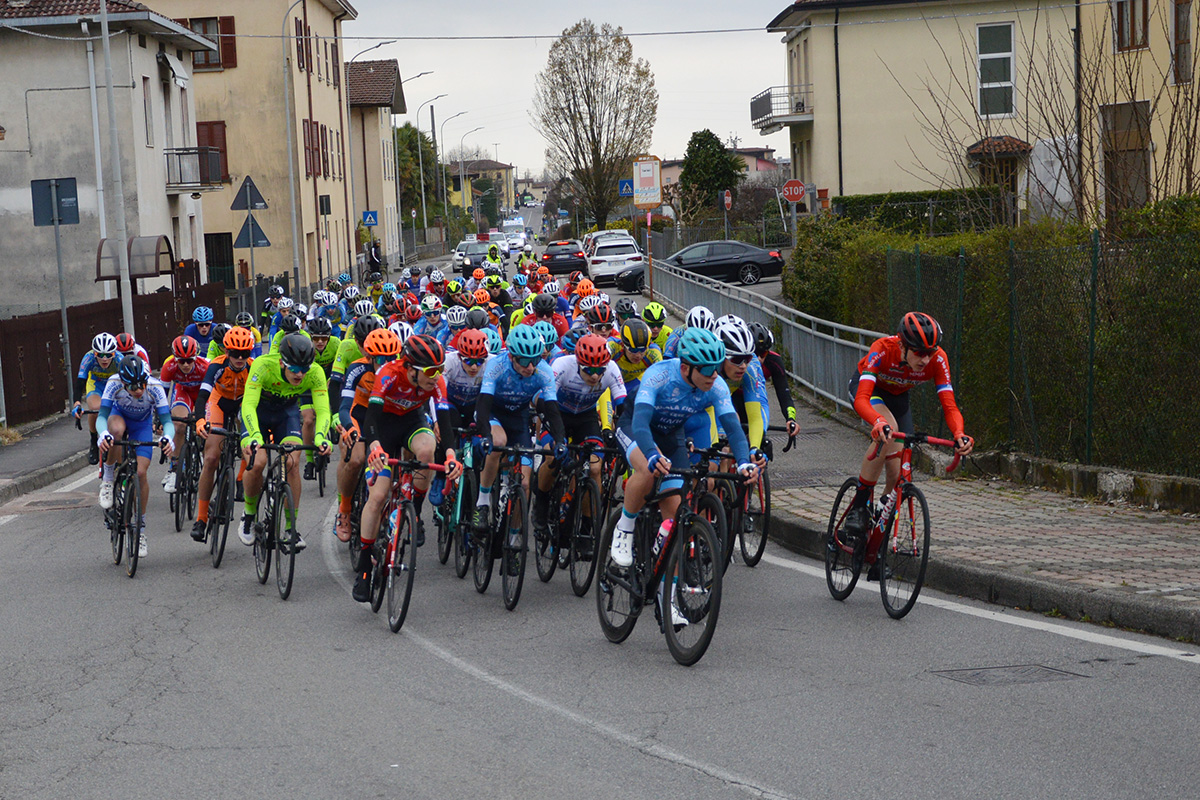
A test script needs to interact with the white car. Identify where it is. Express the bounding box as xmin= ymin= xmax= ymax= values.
xmin=451 ymin=240 xmax=471 ymax=270
xmin=506 ymin=232 xmax=525 ymax=253
xmin=587 ymin=239 xmax=644 ymax=287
